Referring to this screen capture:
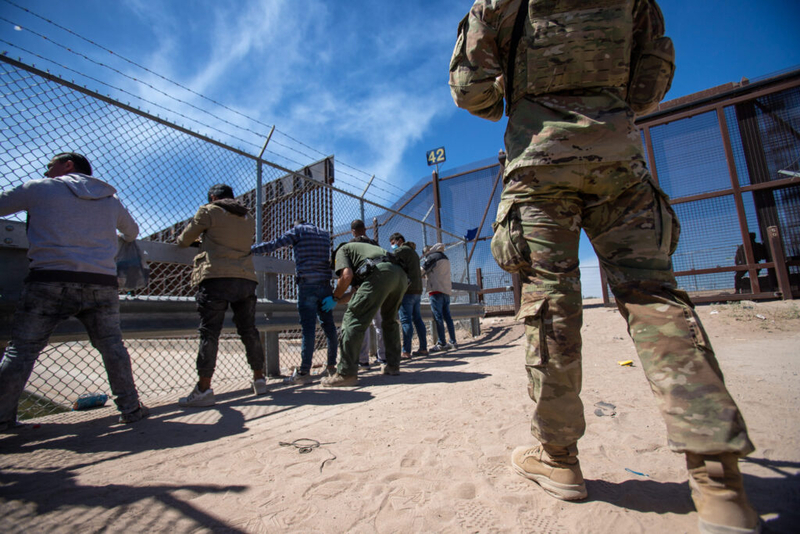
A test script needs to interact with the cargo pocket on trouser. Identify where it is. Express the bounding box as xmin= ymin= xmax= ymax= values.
xmin=491 ymin=199 xmax=532 ymax=274
xmin=521 ymin=296 xmax=586 ymax=445
xmin=625 ymin=285 xmax=752 ymax=454
xmin=520 ymin=298 xmax=549 ymax=402
xmin=648 ymin=179 xmax=681 ymax=257
xmin=665 ymin=286 xmax=714 ymax=355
